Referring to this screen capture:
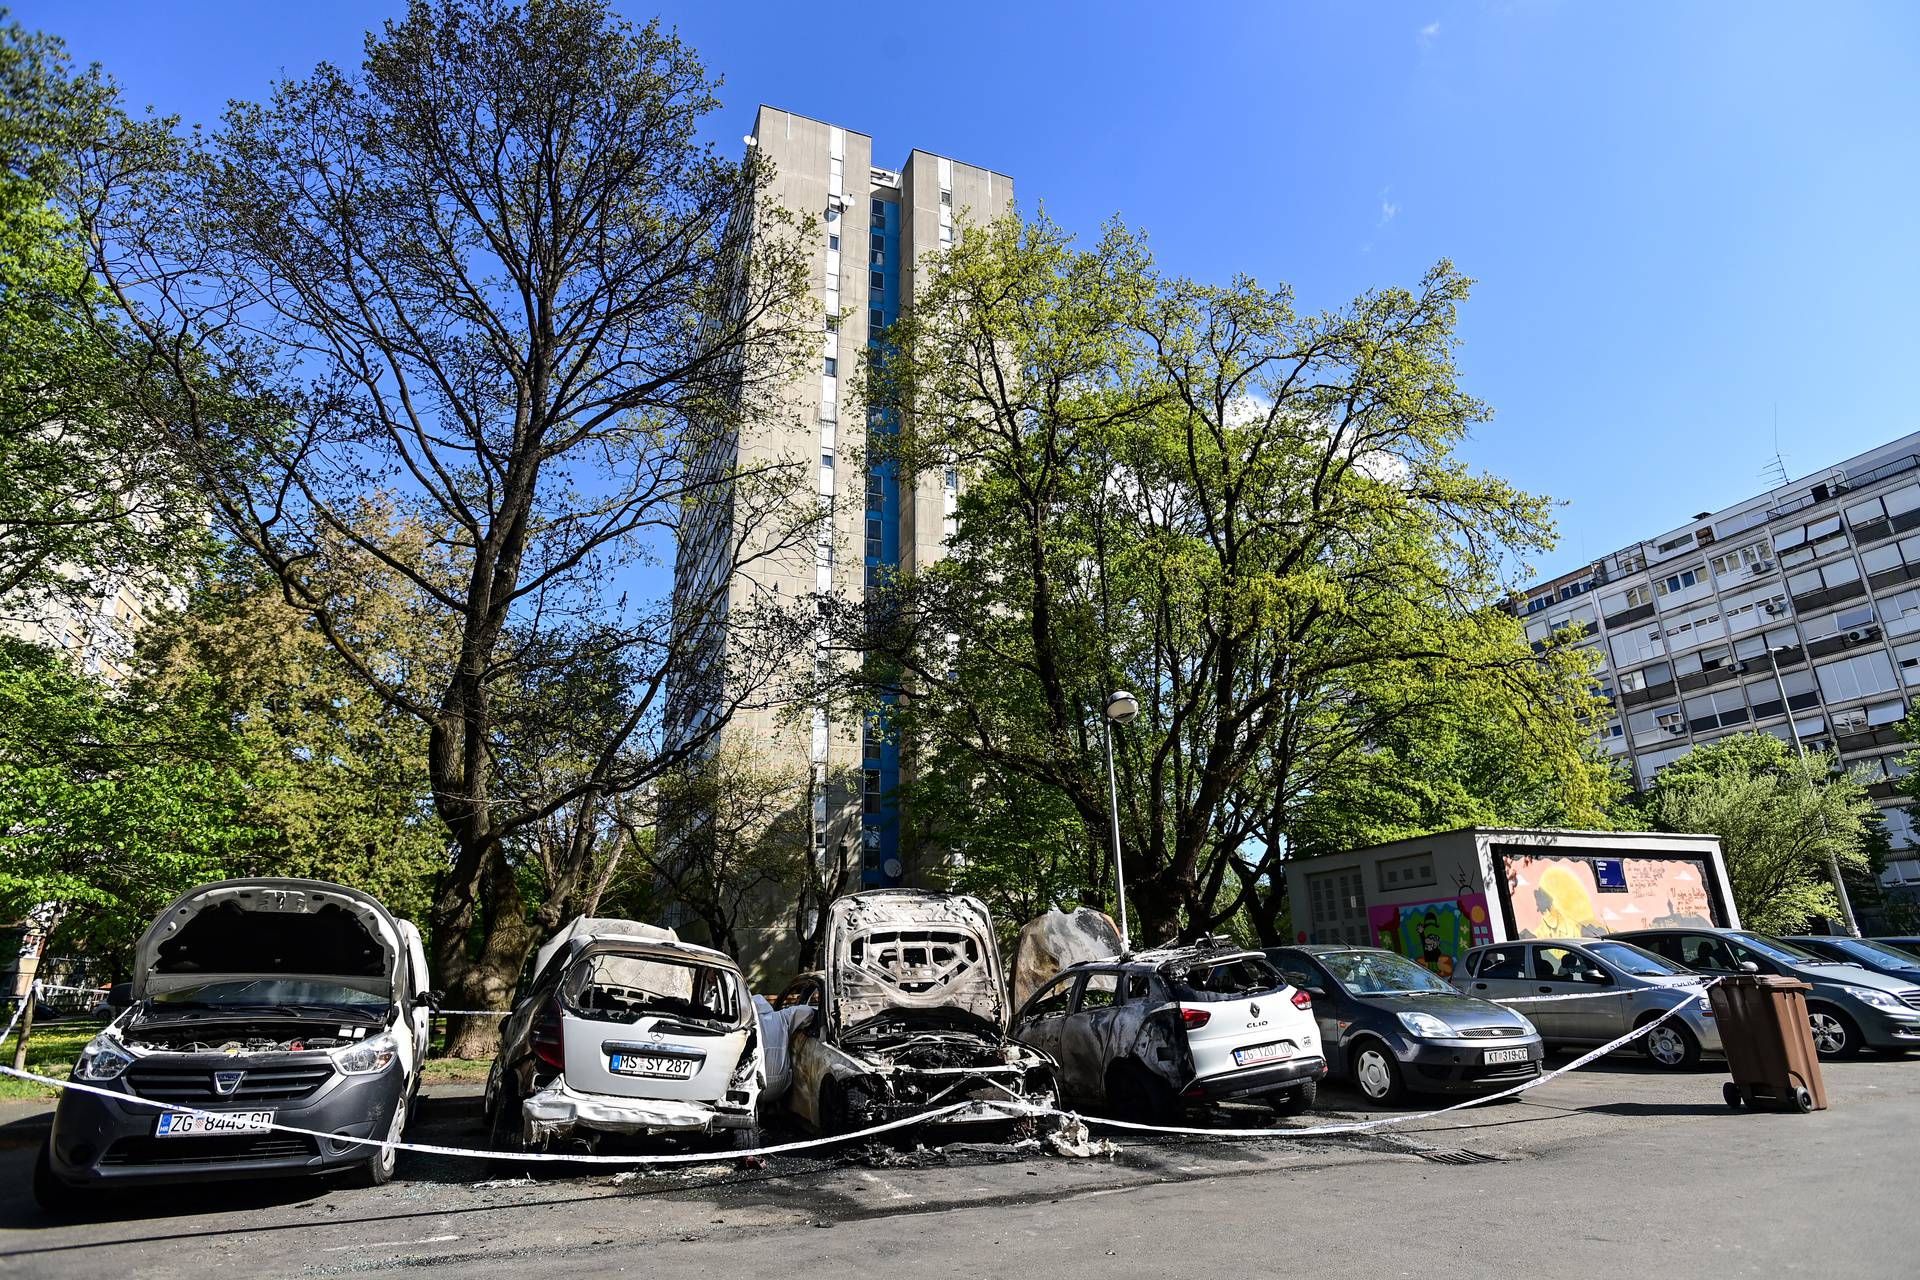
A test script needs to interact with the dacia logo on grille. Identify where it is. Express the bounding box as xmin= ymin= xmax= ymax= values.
xmin=213 ymin=1070 xmax=245 ymax=1096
